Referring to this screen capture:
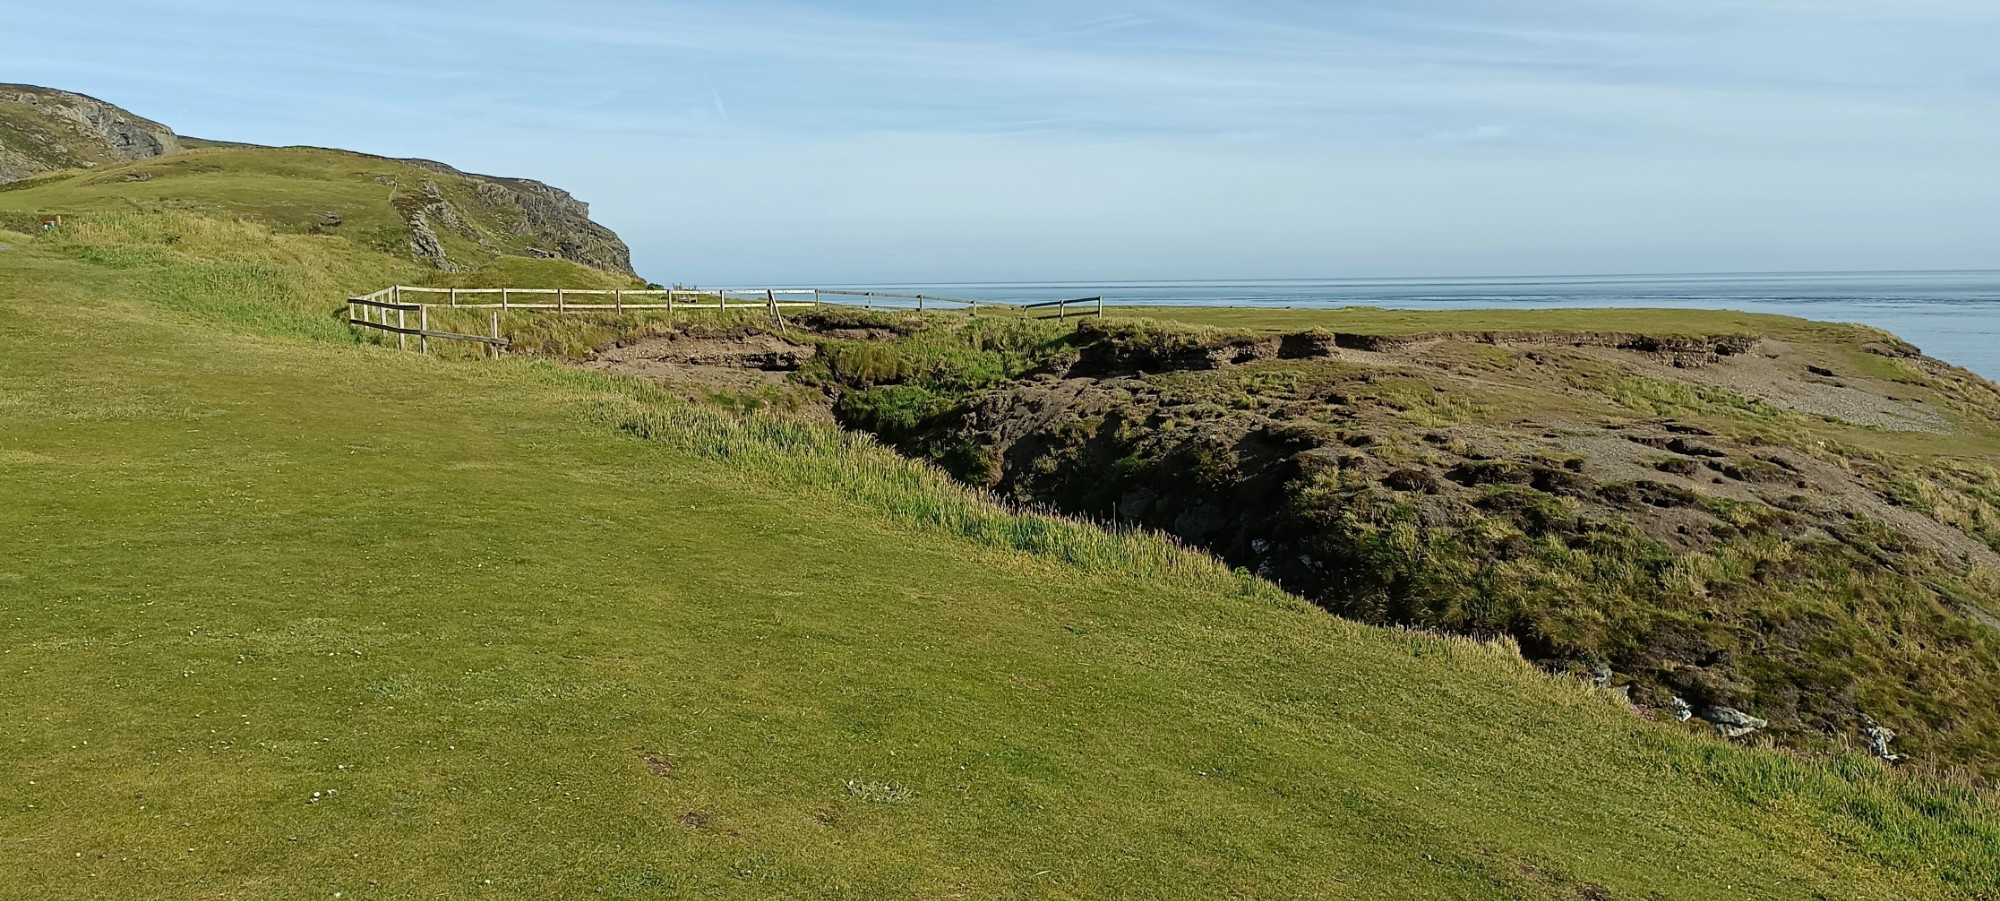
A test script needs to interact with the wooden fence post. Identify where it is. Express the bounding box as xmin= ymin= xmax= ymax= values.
xmin=393 ymin=285 xmax=401 ymax=305
xmin=419 ymin=305 xmax=429 ymax=355
xmin=1097 ymin=297 xmax=1105 ymax=319
xmin=490 ymin=312 xmax=501 ymax=360
xmin=667 ymin=290 xmax=677 ymax=318
xmin=615 ymin=289 xmax=623 ymax=315
xmin=501 ymin=288 xmax=509 ymax=311
xmin=557 ymin=289 xmax=566 ymax=313
xmin=919 ymin=295 xmax=927 ymax=313
xmin=718 ymin=291 xmax=726 ymax=312
xmin=397 ymin=307 xmax=407 ymax=350
xmin=449 ymin=288 xmax=458 ymax=307
xmin=1057 ymin=299 xmax=1066 ymax=321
